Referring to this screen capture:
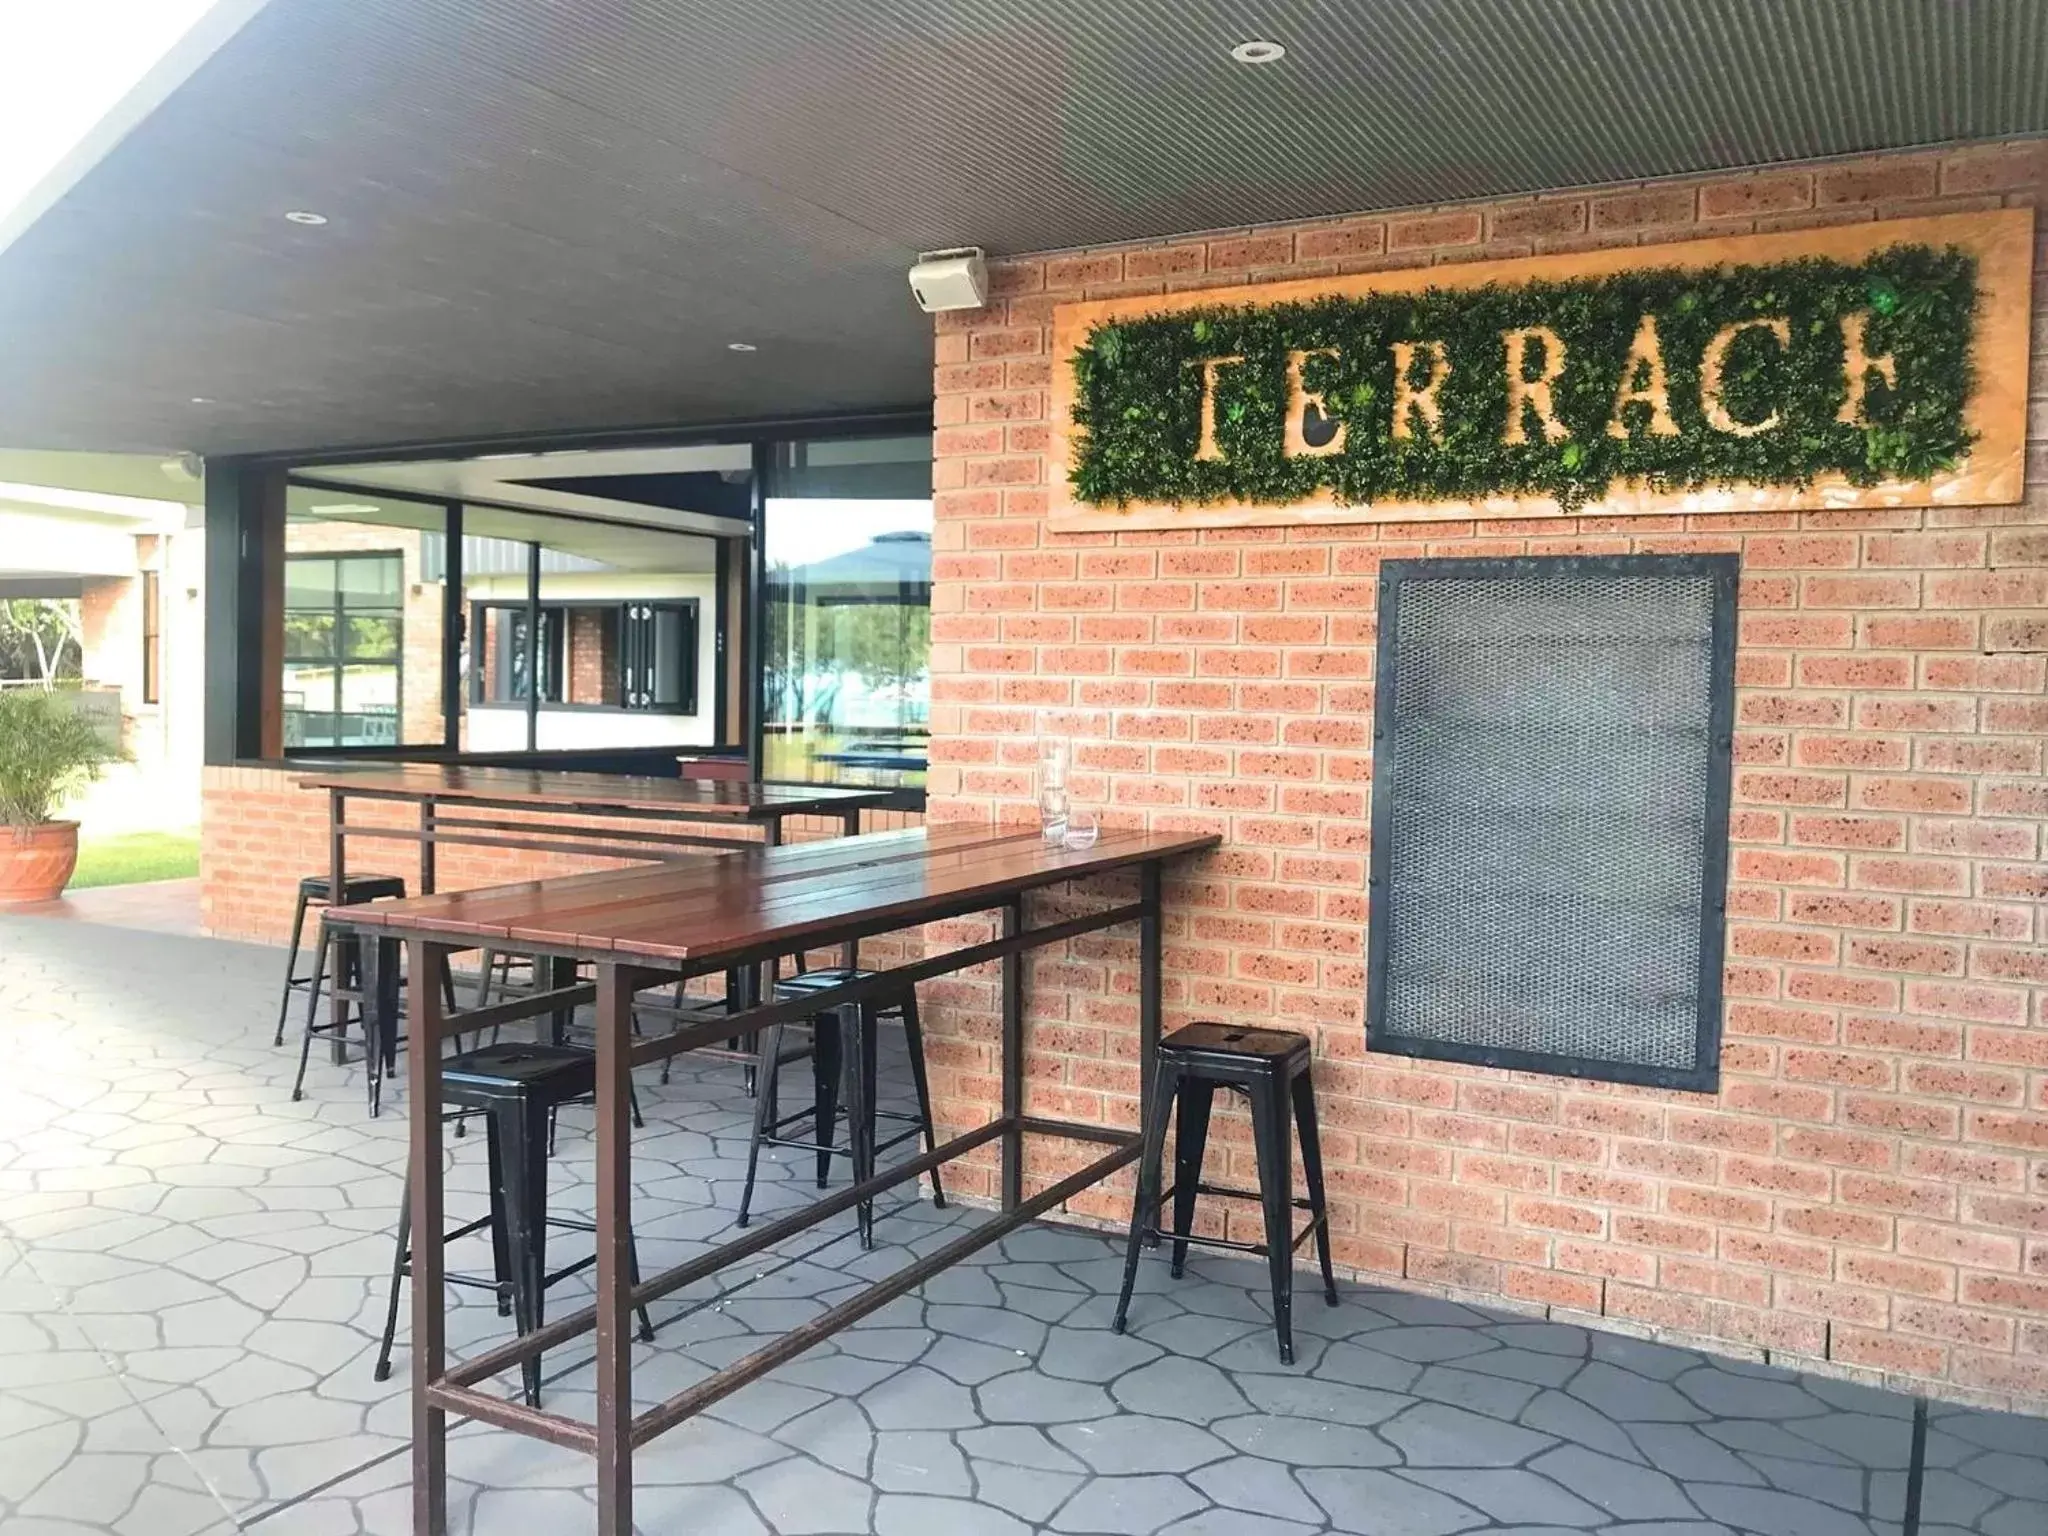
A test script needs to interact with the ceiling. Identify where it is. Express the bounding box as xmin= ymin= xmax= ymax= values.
xmin=307 ymin=440 xmax=755 ymax=536
xmin=1 ymin=0 xmax=2043 ymax=458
